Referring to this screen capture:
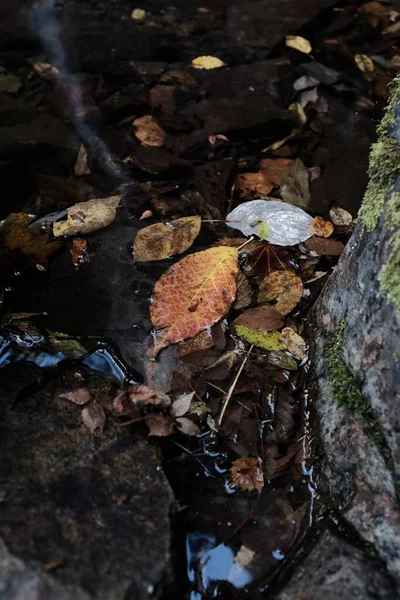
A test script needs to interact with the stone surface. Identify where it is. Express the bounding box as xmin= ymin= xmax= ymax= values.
xmin=0 ymin=362 xmax=174 ymax=600
xmin=274 ymin=530 xmax=398 ymax=600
